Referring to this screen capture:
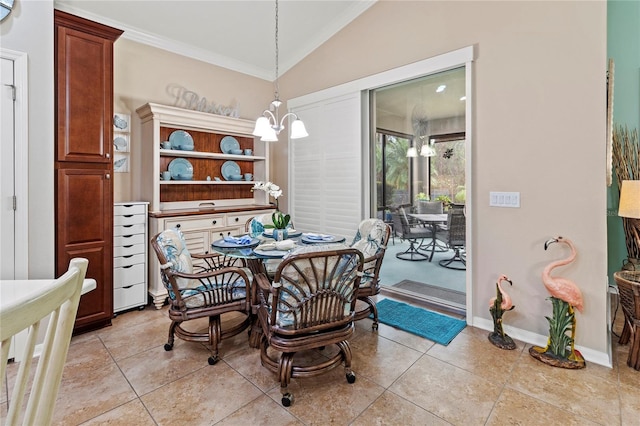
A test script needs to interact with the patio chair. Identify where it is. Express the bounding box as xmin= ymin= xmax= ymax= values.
xmin=151 ymin=229 xmax=252 ymax=365
xmin=391 ymin=206 xmax=432 ymax=261
xmin=255 ymin=247 xmax=364 ymax=406
xmin=349 ymin=218 xmax=391 ymax=329
xmin=438 ymin=208 xmax=466 ymax=270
